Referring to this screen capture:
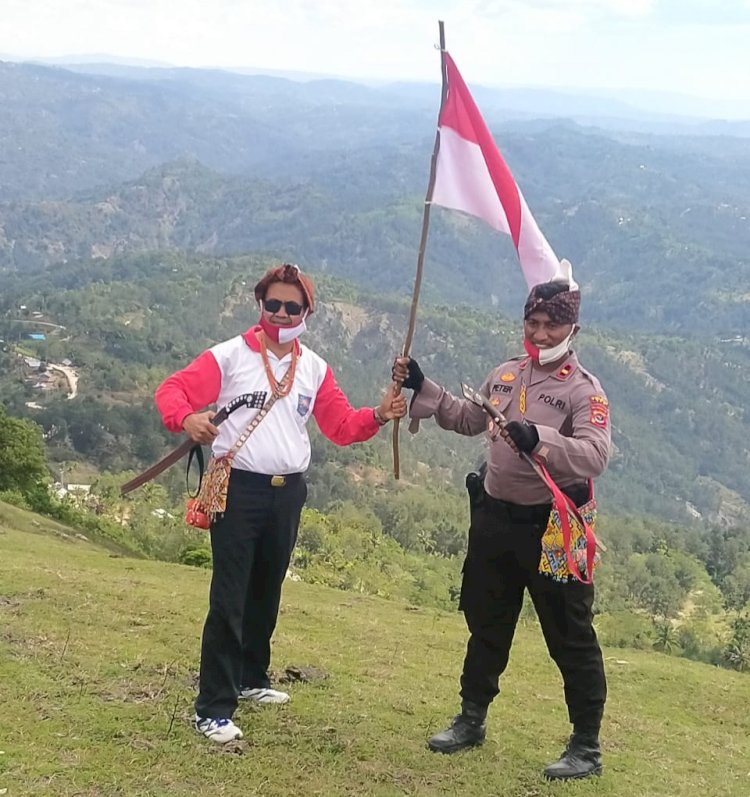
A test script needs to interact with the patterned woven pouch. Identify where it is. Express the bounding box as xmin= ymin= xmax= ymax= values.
xmin=538 ymin=489 xmax=600 ymax=583
xmin=184 ymin=456 xmax=232 ymax=529
xmin=184 ymin=497 xmax=211 ymax=530
xmin=196 ymin=455 xmax=233 ymax=515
